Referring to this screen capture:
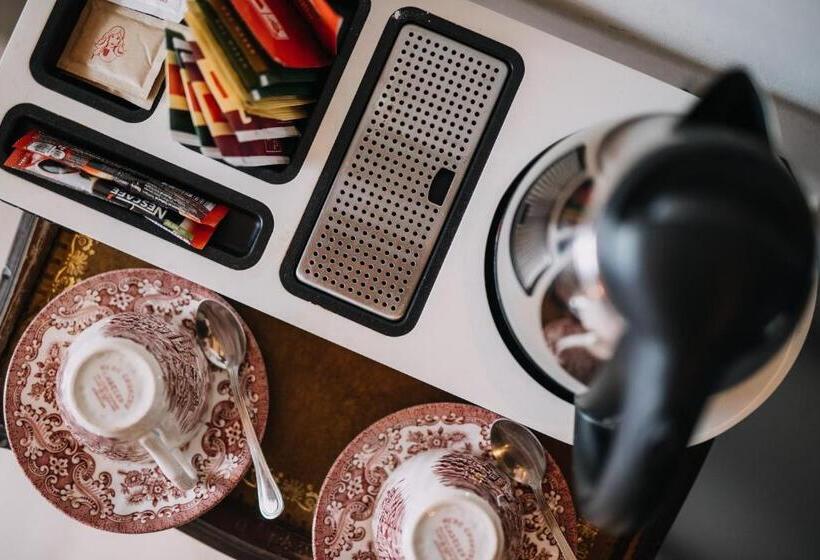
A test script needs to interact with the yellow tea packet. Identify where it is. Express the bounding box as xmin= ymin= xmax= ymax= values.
xmin=185 ymin=0 xmax=312 ymax=120
xmin=58 ymin=0 xmax=167 ymax=109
